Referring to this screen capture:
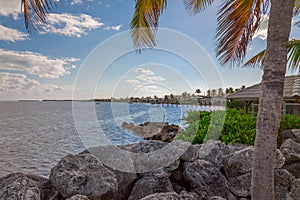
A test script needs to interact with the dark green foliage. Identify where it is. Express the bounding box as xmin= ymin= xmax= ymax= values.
xmin=176 ymin=109 xmax=300 ymax=145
